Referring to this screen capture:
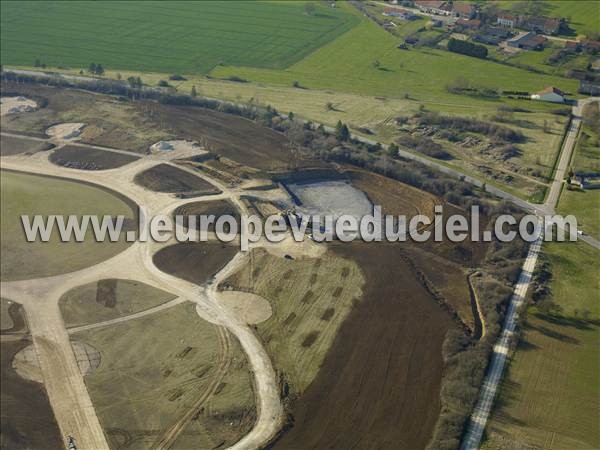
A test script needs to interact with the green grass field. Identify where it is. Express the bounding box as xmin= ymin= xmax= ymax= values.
xmin=0 ymin=171 xmax=135 ymax=281
xmin=0 ymin=1 xmax=358 ymax=74
xmin=59 ymin=279 xmax=176 ymax=328
xmin=558 ymin=124 xmax=600 ymax=239
xmin=484 ymin=242 xmax=600 ymax=450
xmin=211 ymin=7 xmax=578 ymax=103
